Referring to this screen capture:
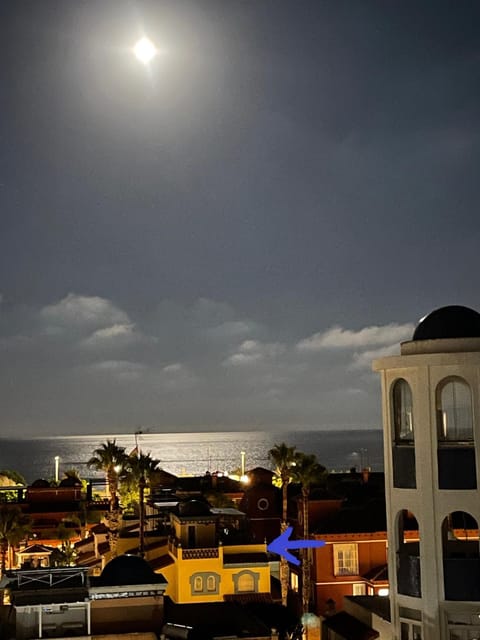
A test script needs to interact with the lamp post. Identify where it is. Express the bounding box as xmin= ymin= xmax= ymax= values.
xmin=54 ymin=456 xmax=60 ymax=483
